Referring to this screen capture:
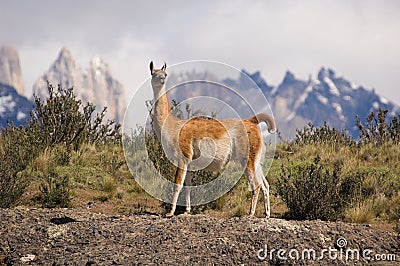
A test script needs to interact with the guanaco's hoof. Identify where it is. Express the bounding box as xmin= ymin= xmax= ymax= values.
xmin=165 ymin=213 xmax=174 ymax=218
